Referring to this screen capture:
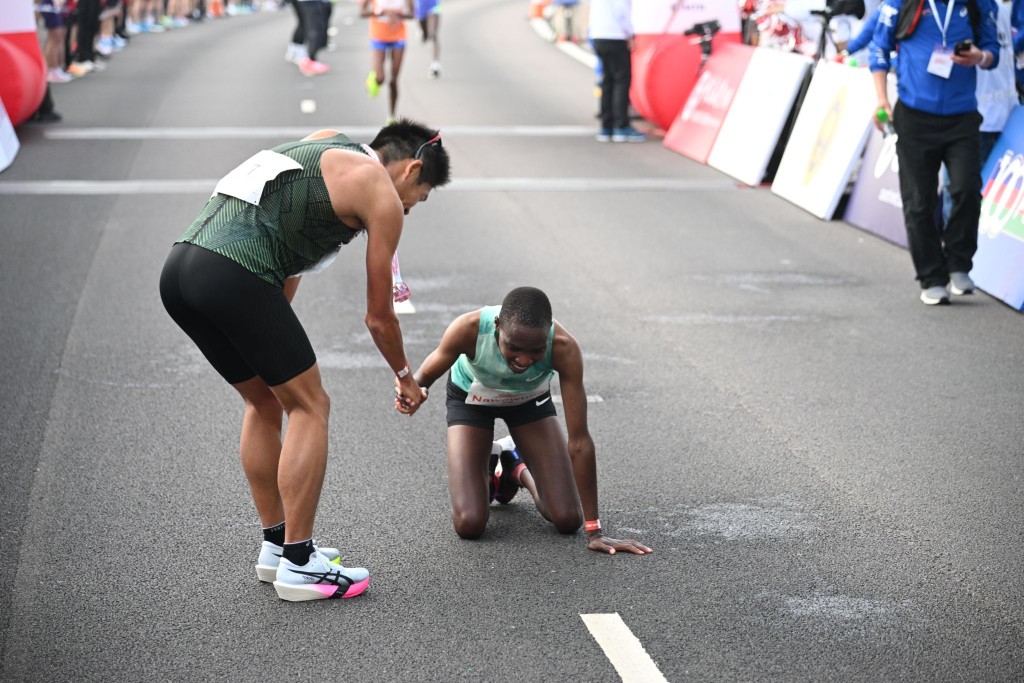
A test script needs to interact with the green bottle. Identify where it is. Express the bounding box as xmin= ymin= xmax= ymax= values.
xmin=876 ymin=108 xmax=896 ymax=137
